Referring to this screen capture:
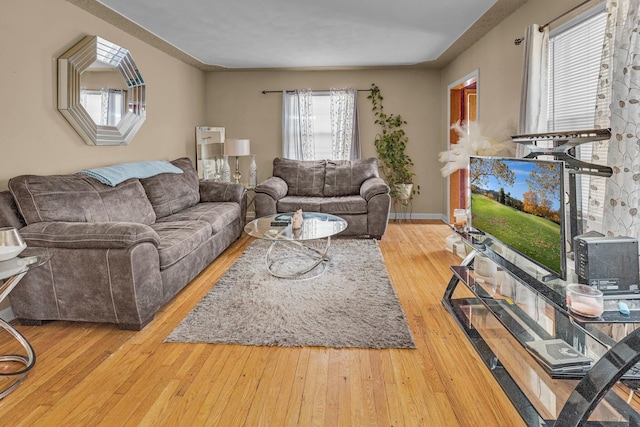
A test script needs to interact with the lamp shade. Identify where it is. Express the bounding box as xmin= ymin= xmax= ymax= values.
xmin=224 ymin=139 xmax=250 ymax=156
xmin=197 ymin=141 xmax=224 ymax=160
xmin=0 ymin=227 xmax=26 ymax=261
